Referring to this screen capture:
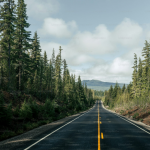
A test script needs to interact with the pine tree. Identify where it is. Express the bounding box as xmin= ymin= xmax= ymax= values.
xmin=31 ymin=31 xmax=41 ymax=74
xmin=51 ymin=49 xmax=55 ymax=96
xmin=55 ymin=46 xmax=63 ymax=102
xmin=39 ymin=57 xmax=44 ymax=100
xmin=136 ymin=57 xmax=142 ymax=98
xmin=0 ymin=0 xmax=16 ymax=91
xmin=62 ymin=59 xmax=68 ymax=99
xmin=13 ymin=0 xmax=32 ymax=91
xmin=112 ymin=82 xmax=119 ymax=99
xmin=33 ymin=69 xmax=39 ymax=92
xmin=43 ymin=51 xmax=49 ymax=91
xmin=141 ymin=40 xmax=150 ymax=97
xmin=122 ymin=84 xmax=126 ymax=93
xmin=48 ymin=59 xmax=52 ymax=94
xmin=109 ymin=85 xmax=113 ymax=97
xmin=131 ymin=53 xmax=137 ymax=98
